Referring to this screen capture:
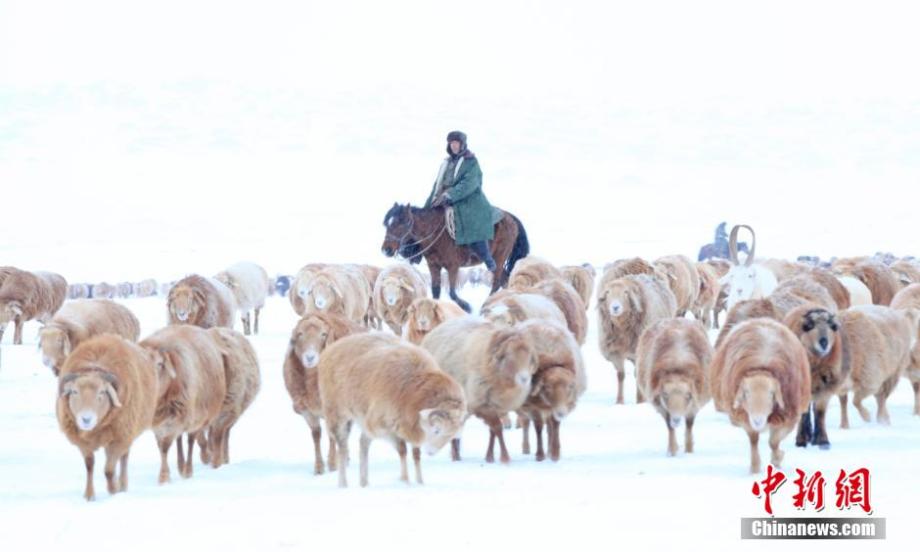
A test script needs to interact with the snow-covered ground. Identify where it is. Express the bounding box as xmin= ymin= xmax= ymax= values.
xmin=3 ymin=0 xmax=920 ymax=548
xmin=0 ymin=291 xmax=916 ymax=550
